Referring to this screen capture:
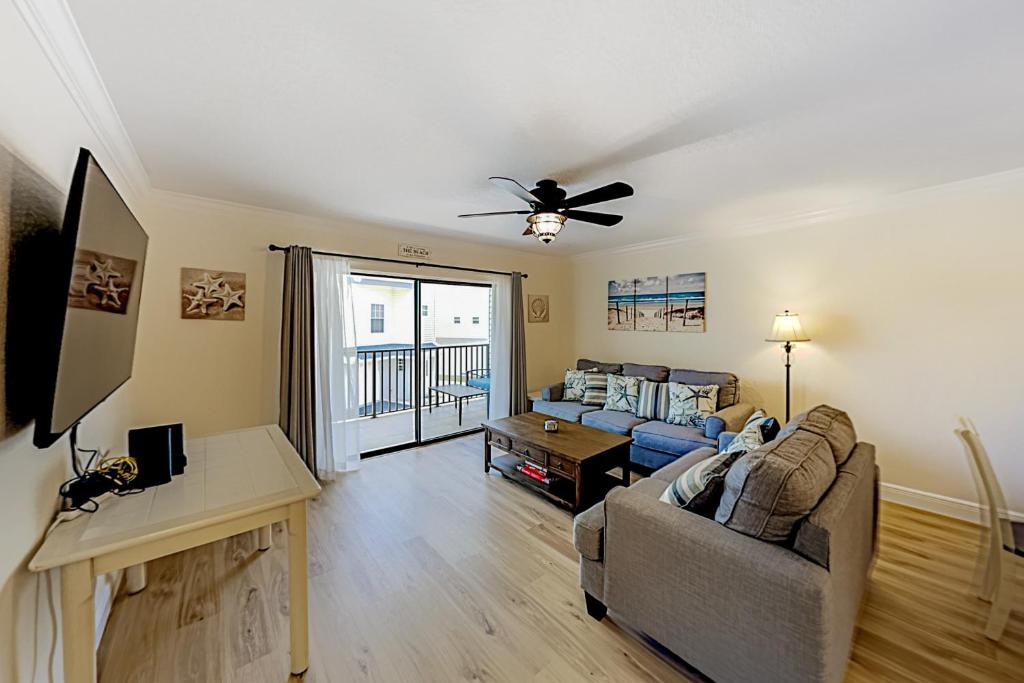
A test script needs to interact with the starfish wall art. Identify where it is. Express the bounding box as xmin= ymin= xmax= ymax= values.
xmin=68 ymin=248 xmax=138 ymax=316
xmin=180 ymin=267 xmax=246 ymax=321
